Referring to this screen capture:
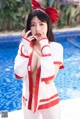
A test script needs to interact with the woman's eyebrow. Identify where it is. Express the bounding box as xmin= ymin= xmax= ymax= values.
xmin=31 ymin=21 xmax=44 ymax=24
xmin=31 ymin=22 xmax=35 ymax=24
